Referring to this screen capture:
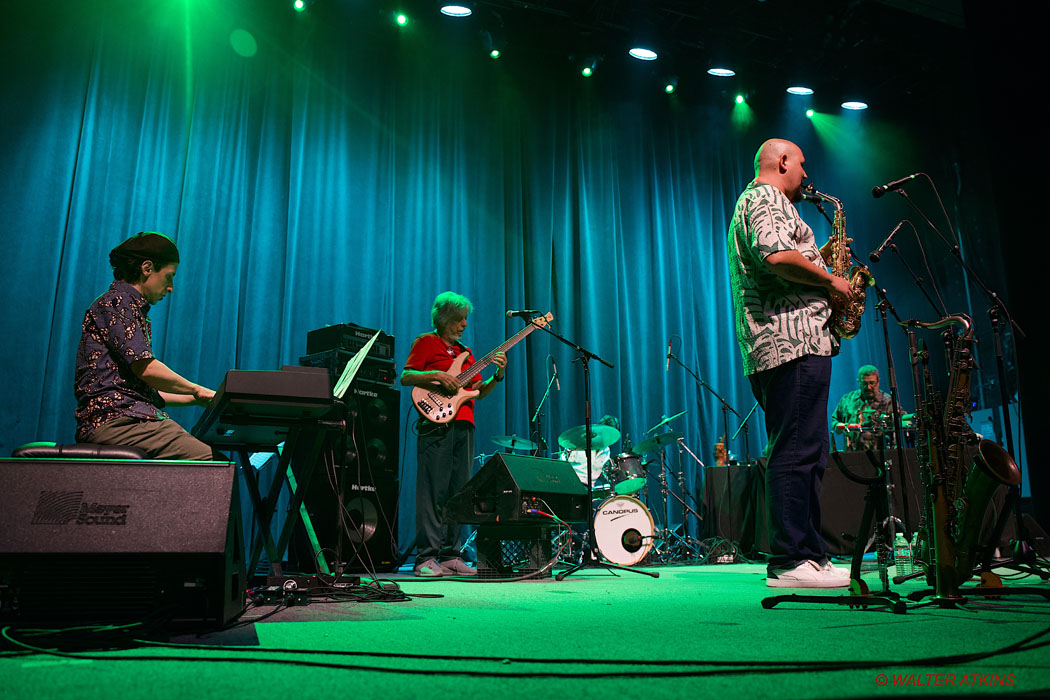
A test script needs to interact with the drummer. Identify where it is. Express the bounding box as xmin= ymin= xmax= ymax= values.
xmin=561 ymin=414 xmax=621 ymax=488
xmin=831 ymin=365 xmax=902 ymax=451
